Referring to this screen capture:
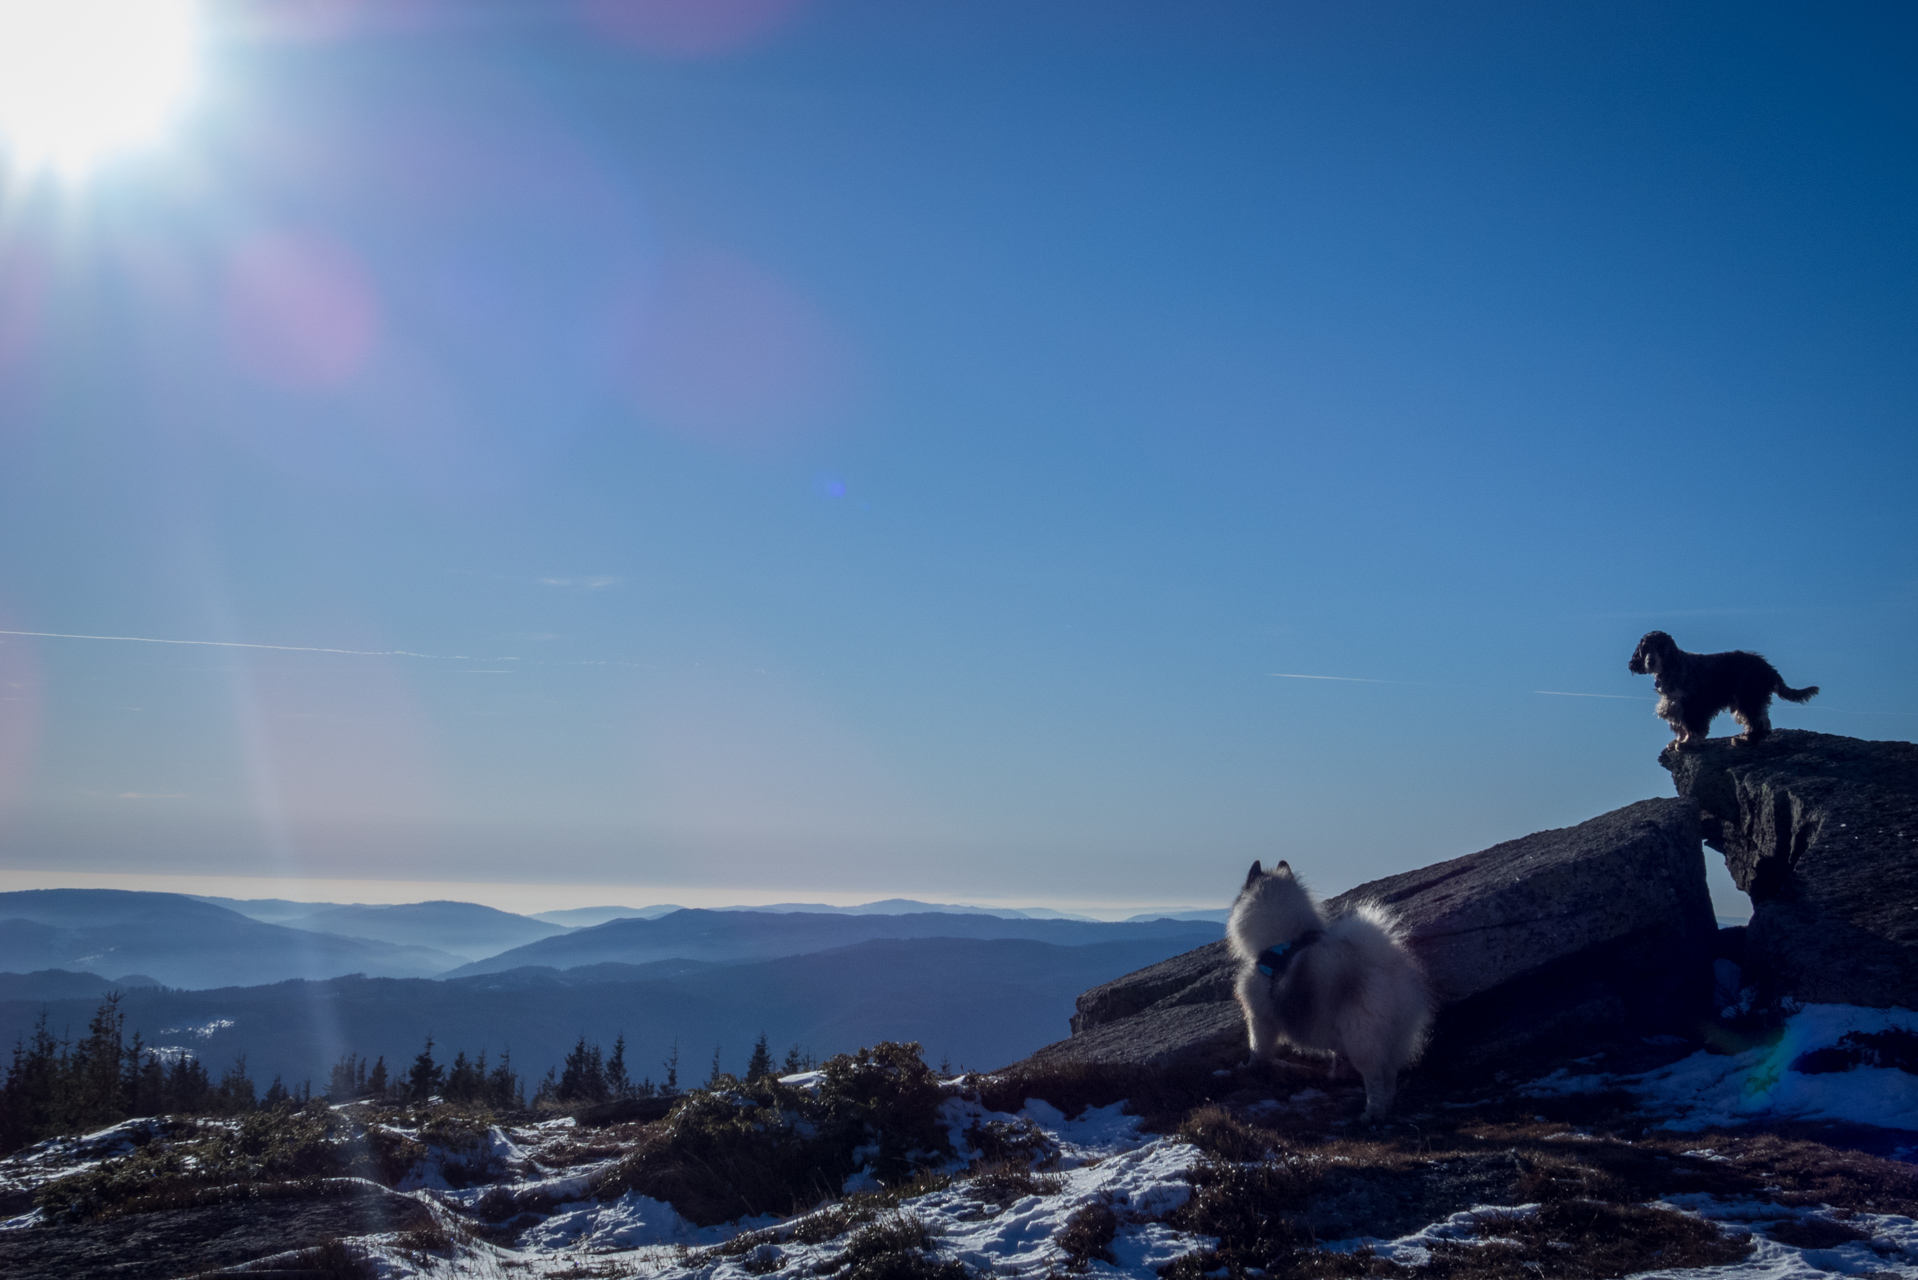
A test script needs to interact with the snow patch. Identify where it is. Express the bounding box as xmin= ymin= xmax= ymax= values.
xmin=1641 ymin=1194 xmax=1918 ymax=1278
xmin=521 ymin=1189 xmax=771 ymax=1252
xmin=1526 ymin=1003 xmax=1918 ymax=1131
xmin=1323 ymin=1203 xmax=1542 ymax=1265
